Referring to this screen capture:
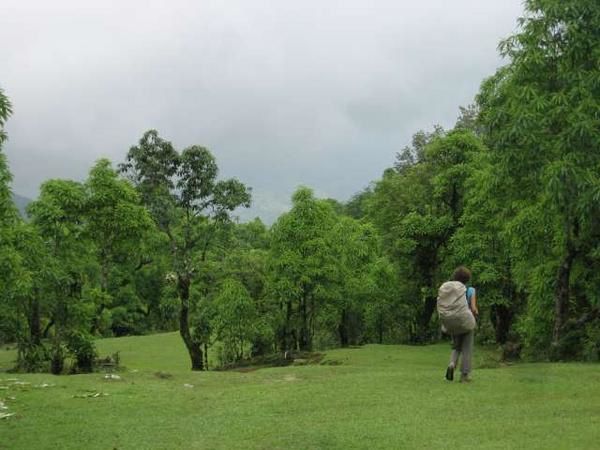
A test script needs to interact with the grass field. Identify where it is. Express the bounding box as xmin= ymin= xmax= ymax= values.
xmin=1 ymin=333 xmax=599 ymax=449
